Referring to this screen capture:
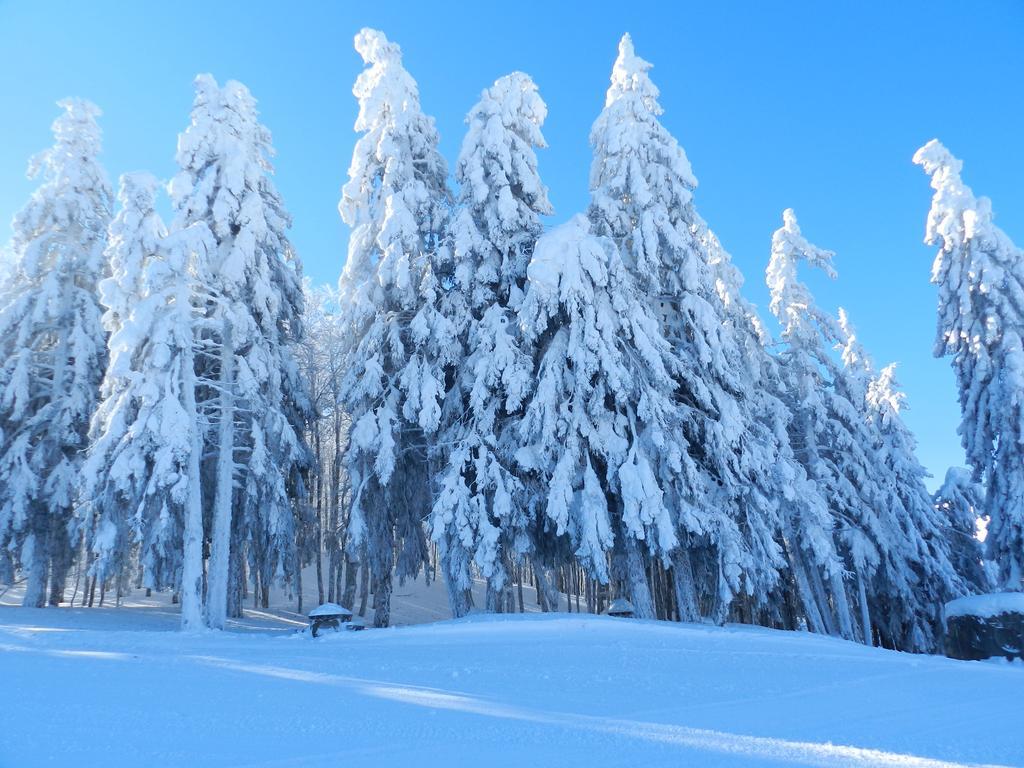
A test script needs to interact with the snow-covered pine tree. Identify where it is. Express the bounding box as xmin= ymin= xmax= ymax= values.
xmin=517 ymin=215 xmax=682 ymax=619
xmin=588 ymin=34 xmax=785 ymax=621
xmin=767 ymin=210 xmax=884 ymax=643
xmin=706 ymin=229 xmax=840 ymax=631
xmin=0 ymin=99 xmax=112 ymax=607
xmin=768 ymin=212 xmax=960 ymax=651
xmin=933 ymin=467 xmax=991 ymax=594
xmin=841 ymin=312 xmax=967 ymax=649
xmin=82 ymin=173 xmax=210 ymax=629
xmin=914 ymin=140 xmax=1024 ymax=591
xmin=171 ymin=74 xmax=309 ymax=628
xmin=338 ymin=29 xmax=452 ymax=627
xmin=431 ymin=72 xmax=552 ymax=617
